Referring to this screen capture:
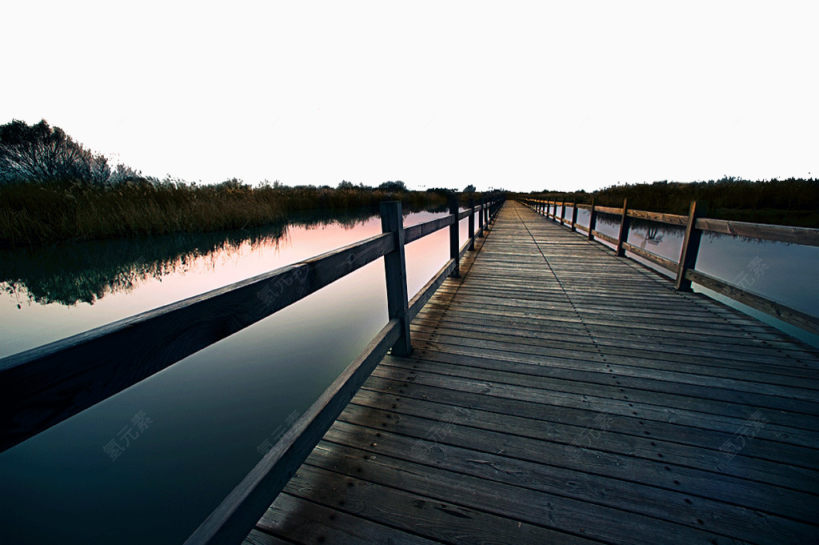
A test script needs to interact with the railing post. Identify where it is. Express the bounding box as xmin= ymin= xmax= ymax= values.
xmin=561 ymin=201 xmax=566 ymax=224
xmin=588 ymin=197 xmax=597 ymax=241
xmin=676 ymin=200 xmax=703 ymax=292
xmin=380 ymin=201 xmax=412 ymax=356
xmin=615 ymin=198 xmax=630 ymax=256
xmin=449 ymin=194 xmax=460 ymax=278
xmin=478 ymin=197 xmax=485 ymax=237
xmin=570 ymin=202 xmax=578 ymax=231
xmin=468 ymin=198 xmax=475 ymax=250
